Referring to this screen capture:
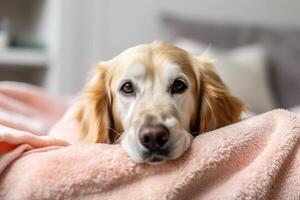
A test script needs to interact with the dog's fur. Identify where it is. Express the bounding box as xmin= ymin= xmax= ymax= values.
xmin=52 ymin=41 xmax=245 ymax=163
